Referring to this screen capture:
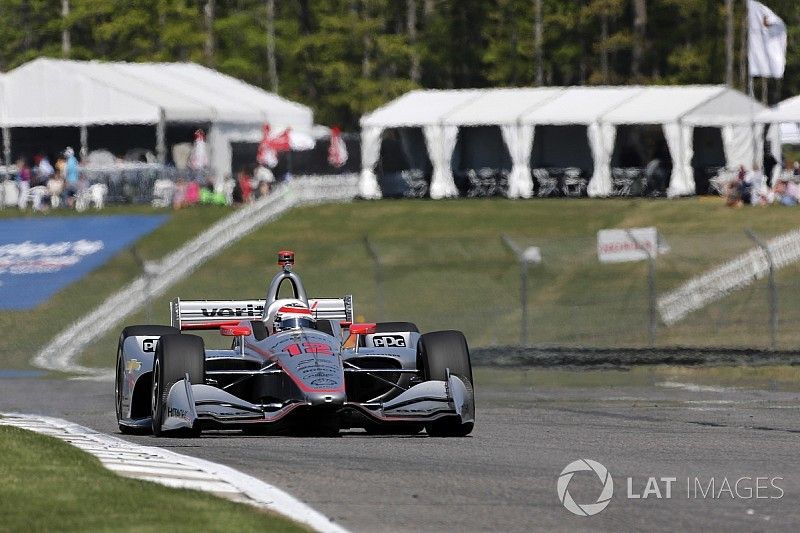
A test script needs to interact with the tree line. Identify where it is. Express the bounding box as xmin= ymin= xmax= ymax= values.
xmin=0 ymin=0 xmax=798 ymax=129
